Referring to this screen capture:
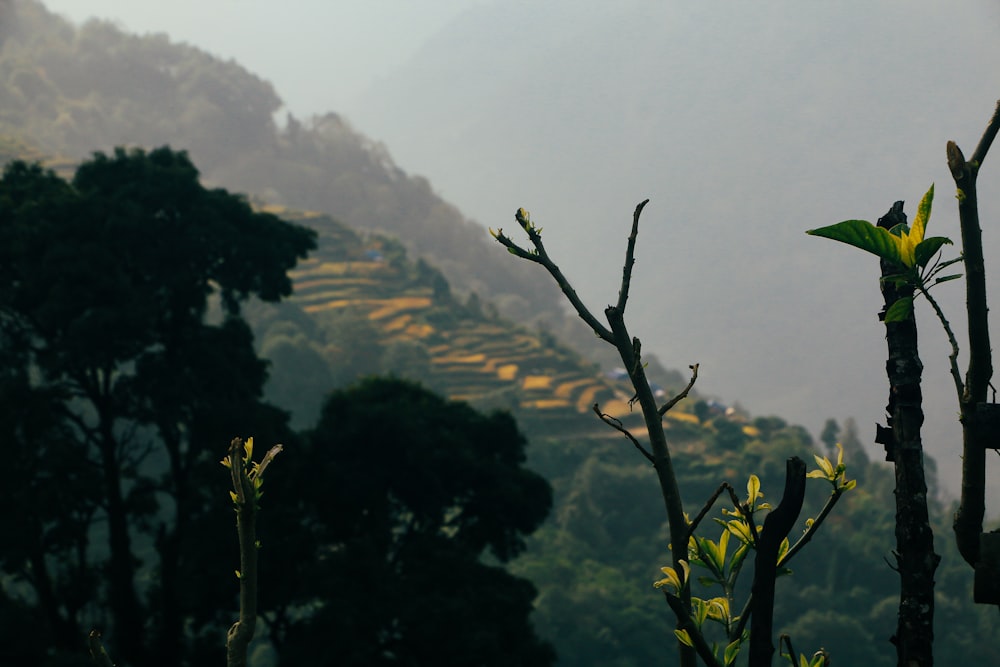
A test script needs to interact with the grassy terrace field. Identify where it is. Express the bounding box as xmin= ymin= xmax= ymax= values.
xmin=276 ymin=207 xmax=707 ymax=436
